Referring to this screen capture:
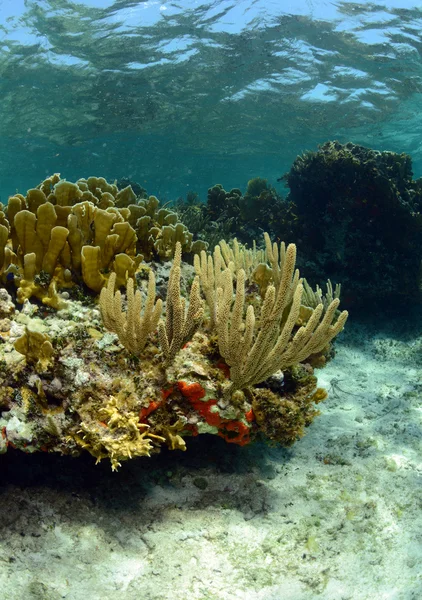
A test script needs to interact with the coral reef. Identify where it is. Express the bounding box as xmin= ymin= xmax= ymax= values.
xmin=176 ymin=141 xmax=422 ymax=309
xmin=0 ymin=195 xmax=347 ymax=469
xmin=280 ymin=141 xmax=422 ymax=307
xmin=116 ymin=177 xmax=148 ymax=199
xmin=175 ymin=179 xmax=294 ymax=247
